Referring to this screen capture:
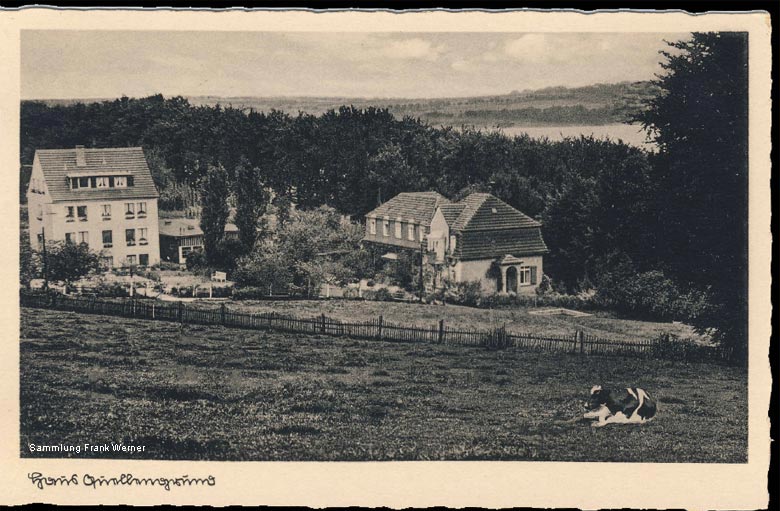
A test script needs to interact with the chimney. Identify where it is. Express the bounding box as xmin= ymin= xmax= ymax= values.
xmin=75 ymin=145 xmax=86 ymax=167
